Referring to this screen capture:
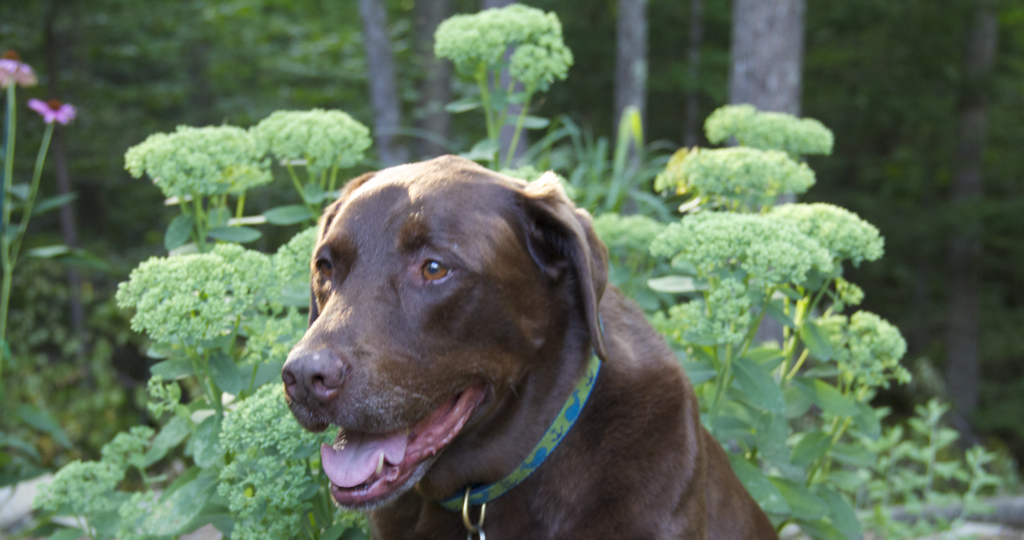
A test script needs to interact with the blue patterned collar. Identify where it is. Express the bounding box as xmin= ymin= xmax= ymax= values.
xmin=437 ymin=353 xmax=602 ymax=511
